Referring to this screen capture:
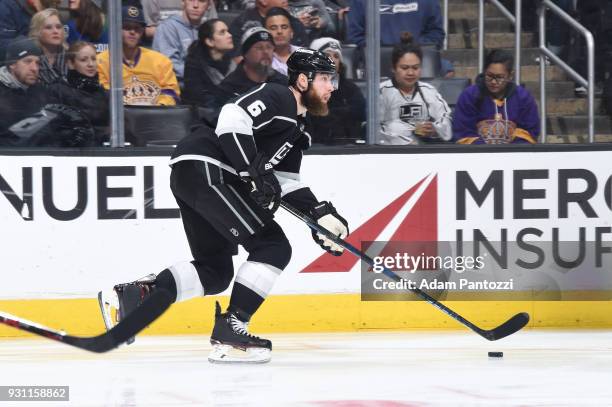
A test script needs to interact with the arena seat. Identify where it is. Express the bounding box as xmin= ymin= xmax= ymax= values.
xmin=218 ymin=10 xmax=242 ymax=26
xmin=124 ymin=105 xmax=195 ymax=147
xmin=428 ymin=77 xmax=471 ymax=107
xmin=341 ymin=44 xmax=359 ymax=80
